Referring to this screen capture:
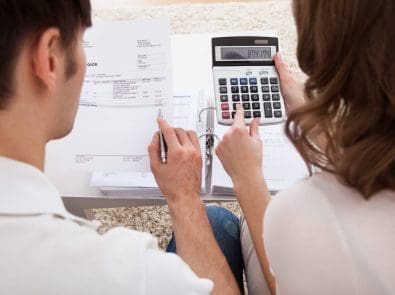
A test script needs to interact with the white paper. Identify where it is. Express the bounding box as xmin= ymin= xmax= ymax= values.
xmin=45 ymin=20 xmax=173 ymax=197
xmin=90 ymin=90 xmax=207 ymax=195
xmin=212 ymin=123 xmax=309 ymax=194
